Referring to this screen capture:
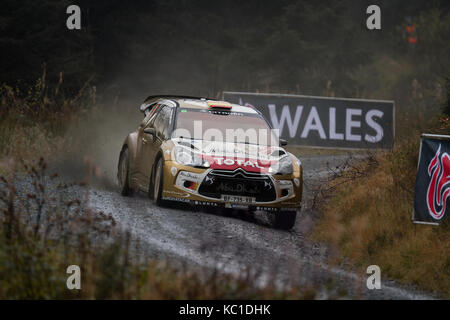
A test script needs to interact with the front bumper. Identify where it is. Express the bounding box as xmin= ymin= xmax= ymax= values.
xmin=161 ymin=161 xmax=302 ymax=211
